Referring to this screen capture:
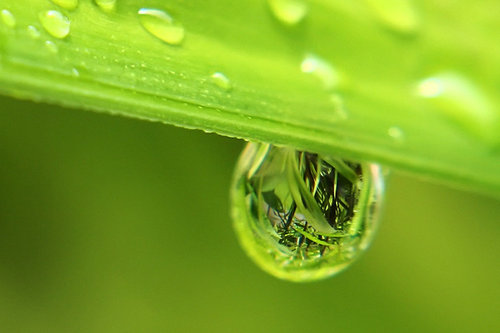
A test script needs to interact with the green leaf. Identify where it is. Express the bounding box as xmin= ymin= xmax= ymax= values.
xmin=0 ymin=0 xmax=499 ymax=196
